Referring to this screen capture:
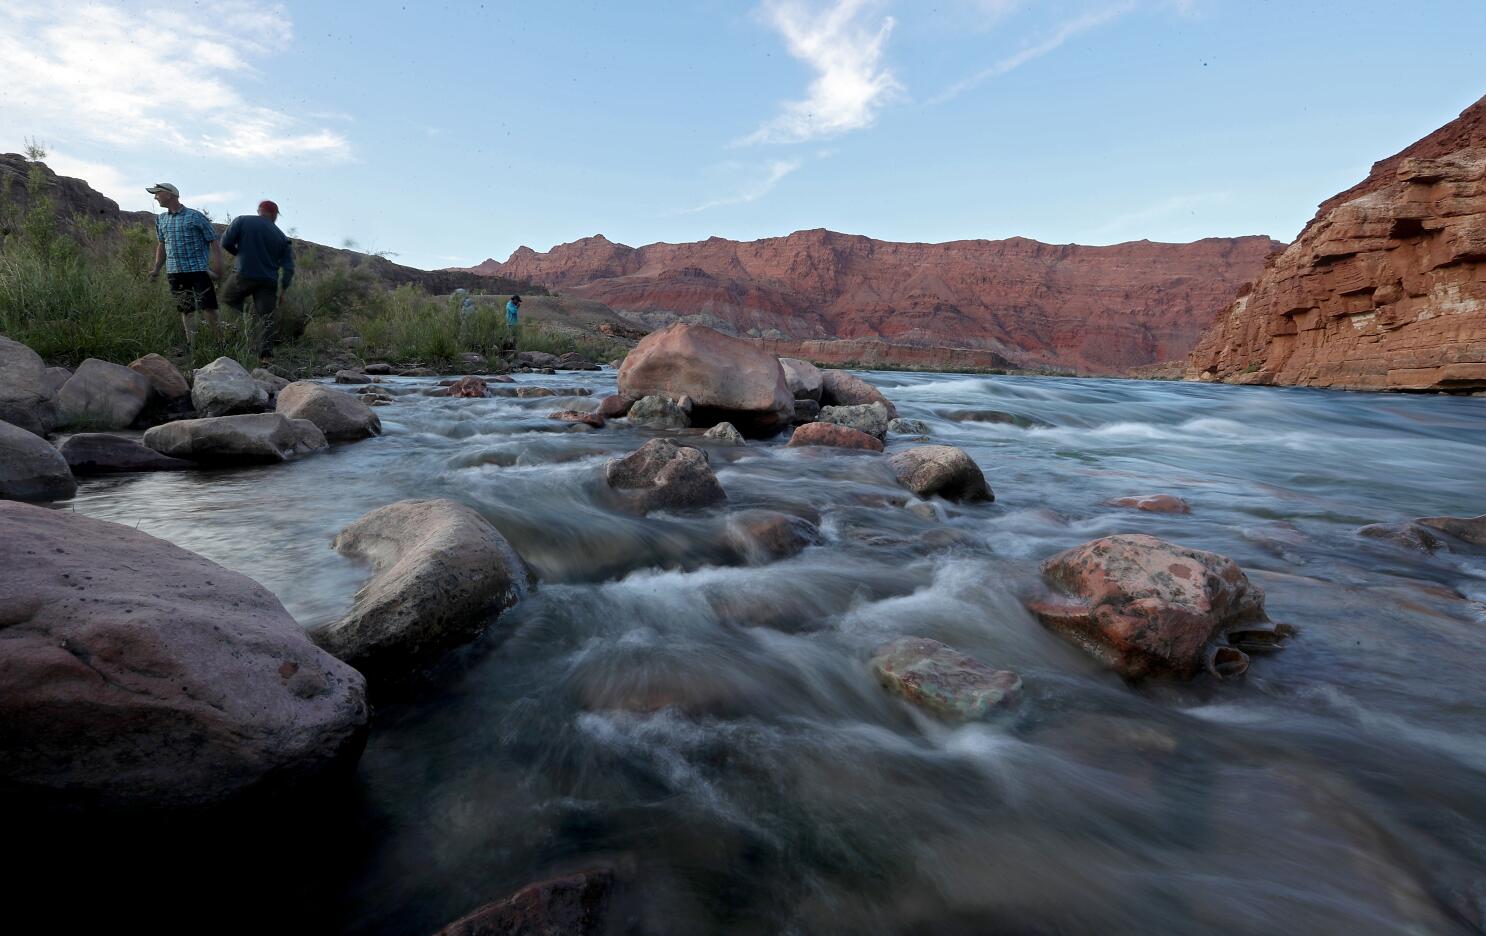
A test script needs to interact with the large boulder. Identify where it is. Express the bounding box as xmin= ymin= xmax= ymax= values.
xmin=618 ymin=323 xmax=794 ymax=436
xmin=128 ymin=353 xmax=190 ymax=400
xmin=888 ymin=445 xmax=993 ymax=502
xmin=434 ymin=869 xmax=614 ymax=936
xmin=144 ymin=413 xmax=328 ymax=463
xmin=870 ymin=637 xmax=1021 ymax=720
xmin=0 ymin=500 xmax=369 ymax=808
xmin=276 ymin=381 xmax=382 ymax=441
xmin=59 ymin=433 xmax=195 ymax=474
xmin=779 ymin=357 xmax=824 ymax=400
xmin=0 ymin=420 xmax=76 ymax=501
xmin=787 ymin=422 xmax=884 ymax=452
xmin=627 ymin=394 xmax=689 ymax=429
xmin=311 ymin=499 xmax=530 ymax=680
xmin=820 ymin=370 xmax=897 ymax=419
xmin=192 ymin=356 xmax=269 ymax=417
xmin=0 ymin=336 xmax=58 ymax=435
xmin=1030 ymin=534 xmax=1287 ymax=680
xmin=54 ymin=358 xmax=152 ymax=430
xmin=818 ymin=402 xmax=891 ymax=440
xmin=603 ymin=438 xmax=727 ymax=514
